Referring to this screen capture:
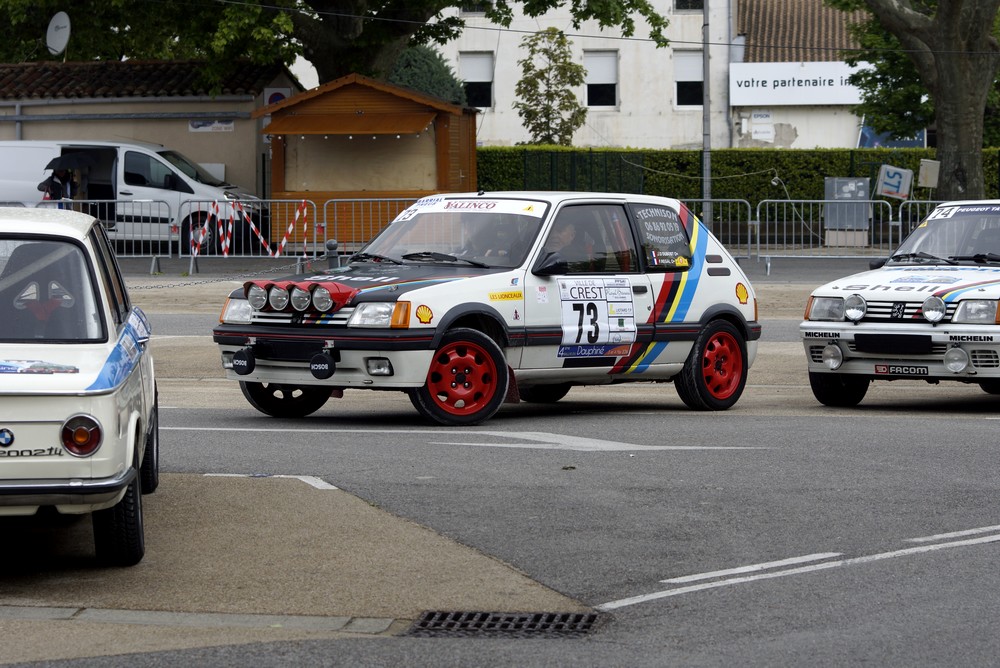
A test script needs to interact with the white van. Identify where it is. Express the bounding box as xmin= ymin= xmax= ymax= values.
xmin=0 ymin=140 xmax=269 ymax=253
